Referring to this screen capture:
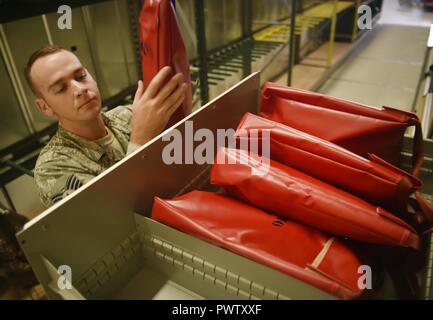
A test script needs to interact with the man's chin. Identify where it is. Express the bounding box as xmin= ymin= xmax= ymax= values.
xmin=78 ymin=102 xmax=102 ymax=120
xmin=80 ymin=100 xmax=102 ymax=116
xmin=80 ymin=98 xmax=100 ymax=110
